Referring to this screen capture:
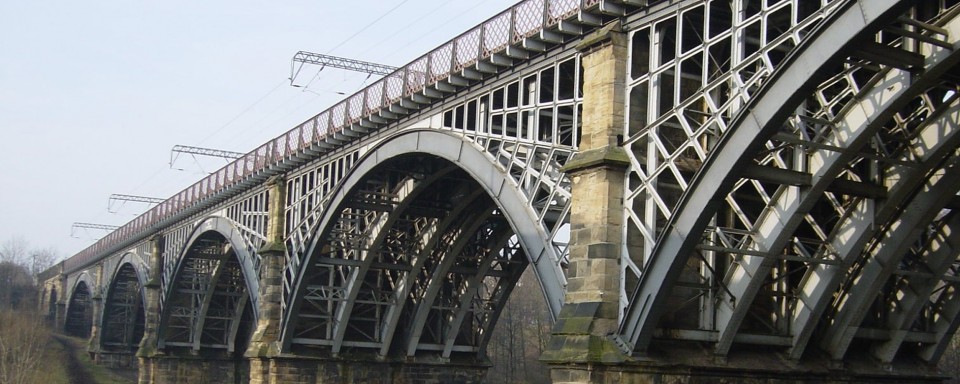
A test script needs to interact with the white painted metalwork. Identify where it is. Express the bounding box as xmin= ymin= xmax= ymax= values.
xmin=619 ymin=0 xmax=960 ymax=364
xmin=43 ymin=0 xmax=960 ymax=372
